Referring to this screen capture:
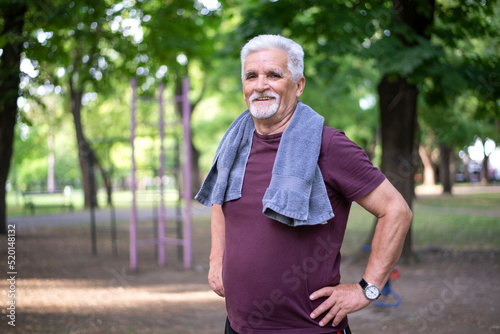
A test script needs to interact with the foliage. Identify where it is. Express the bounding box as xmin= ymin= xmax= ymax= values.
xmin=7 ymin=0 xmax=226 ymax=192
xmin=0 ymin=1 xmax=29 ymax=233
xmin=420 ymin=0 xmax=500 ymax=144
xmin=134 ymin=0 xmax=223 ymax=94
xmin=232 ymin=0 xmax=499 ymax=126
xmin=3 ymin=0 xmax=499 ymax=195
